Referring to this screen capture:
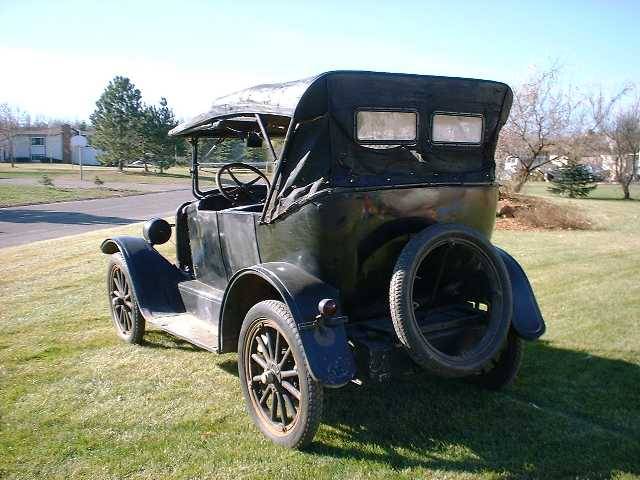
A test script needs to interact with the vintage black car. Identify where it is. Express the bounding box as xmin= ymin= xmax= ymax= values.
xmin=101 ymin=71 xmax=545 ymax=449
